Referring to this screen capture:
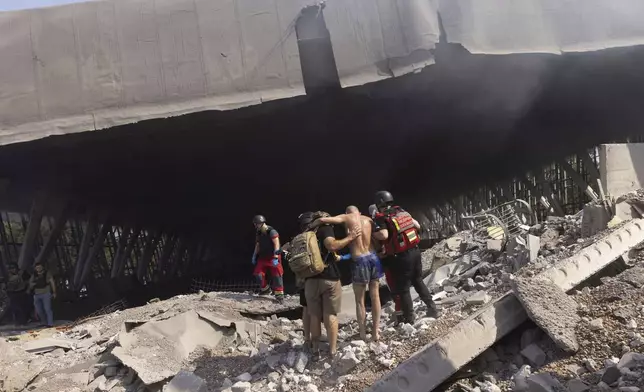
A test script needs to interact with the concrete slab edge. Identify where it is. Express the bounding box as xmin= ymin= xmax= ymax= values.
xmin=540 ymin=219 xmax=644 ymax=292
xmin=368 ymin=218 xmax=644 ymax=392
